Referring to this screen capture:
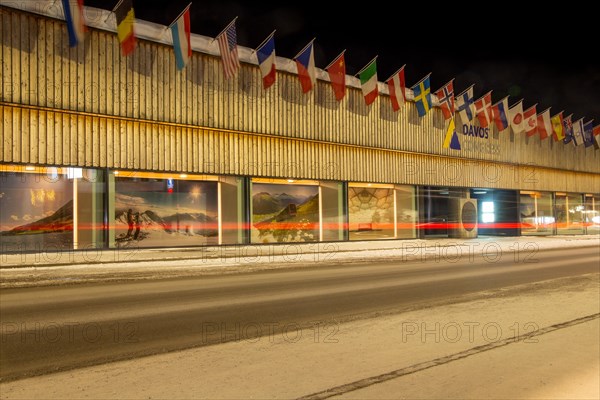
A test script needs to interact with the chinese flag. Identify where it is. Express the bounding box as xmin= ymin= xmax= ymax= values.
xmin=326 ymin=52 xmax=346 ymax=101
